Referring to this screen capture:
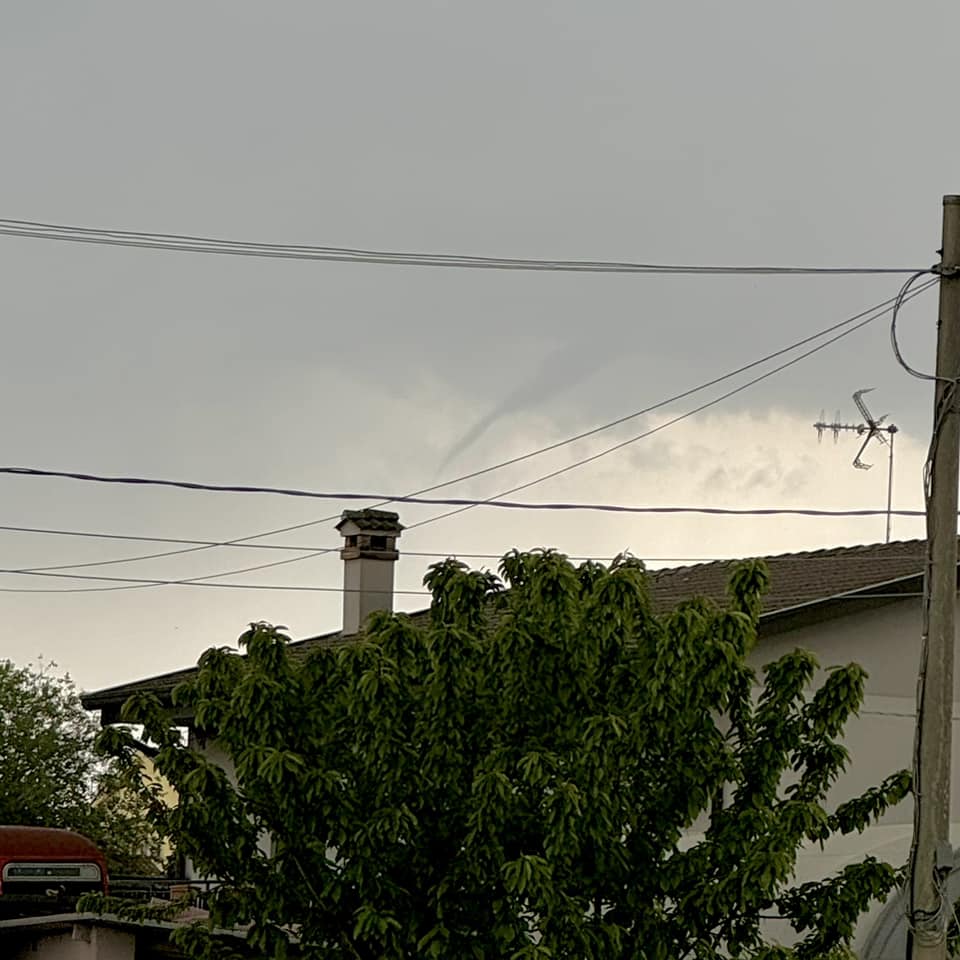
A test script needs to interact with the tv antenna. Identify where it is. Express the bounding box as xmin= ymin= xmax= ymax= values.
xmin=813 ymin=389 xmax=898 ymax=542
